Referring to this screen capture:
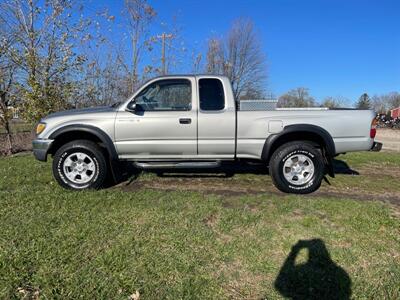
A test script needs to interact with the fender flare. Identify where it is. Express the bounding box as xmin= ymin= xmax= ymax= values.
xmin=49 ymin=124 xmax=118 ymax=160
xmin=261 ymin=124 xmax=336 ymax=176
